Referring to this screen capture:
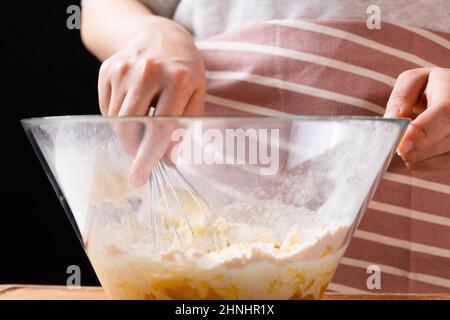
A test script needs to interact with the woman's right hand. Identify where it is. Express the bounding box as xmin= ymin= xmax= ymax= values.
xmin=98 ymin=17 xmax=206 ymax=187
